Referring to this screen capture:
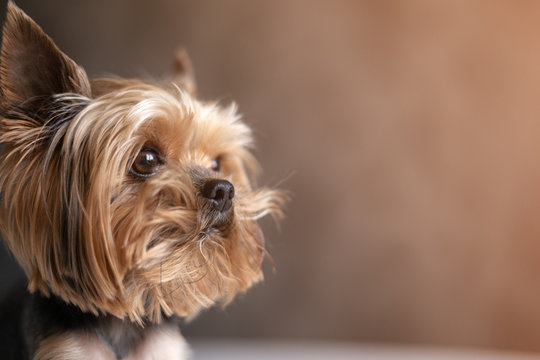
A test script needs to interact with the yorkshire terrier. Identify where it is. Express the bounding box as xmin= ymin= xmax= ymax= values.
xmin=0 ymin=2 xmax=283 ymax=359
